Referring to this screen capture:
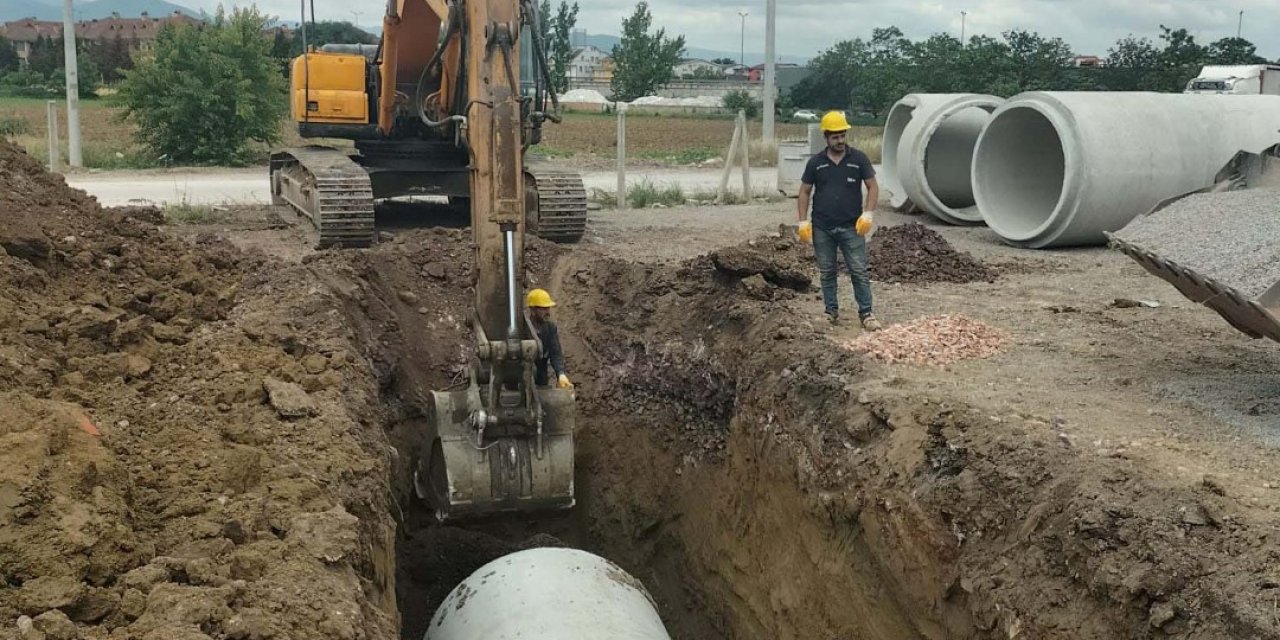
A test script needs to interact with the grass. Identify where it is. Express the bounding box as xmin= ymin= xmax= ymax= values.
xmin=0 ymin=95 xmax=886 ymax=170
xmin=588 ymin=182 xmax=786 ymax=208
xmin=627 ymin=180 xmax=685 ymax=208
xmin=162 ymin=200 xmax=229 ymax=224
